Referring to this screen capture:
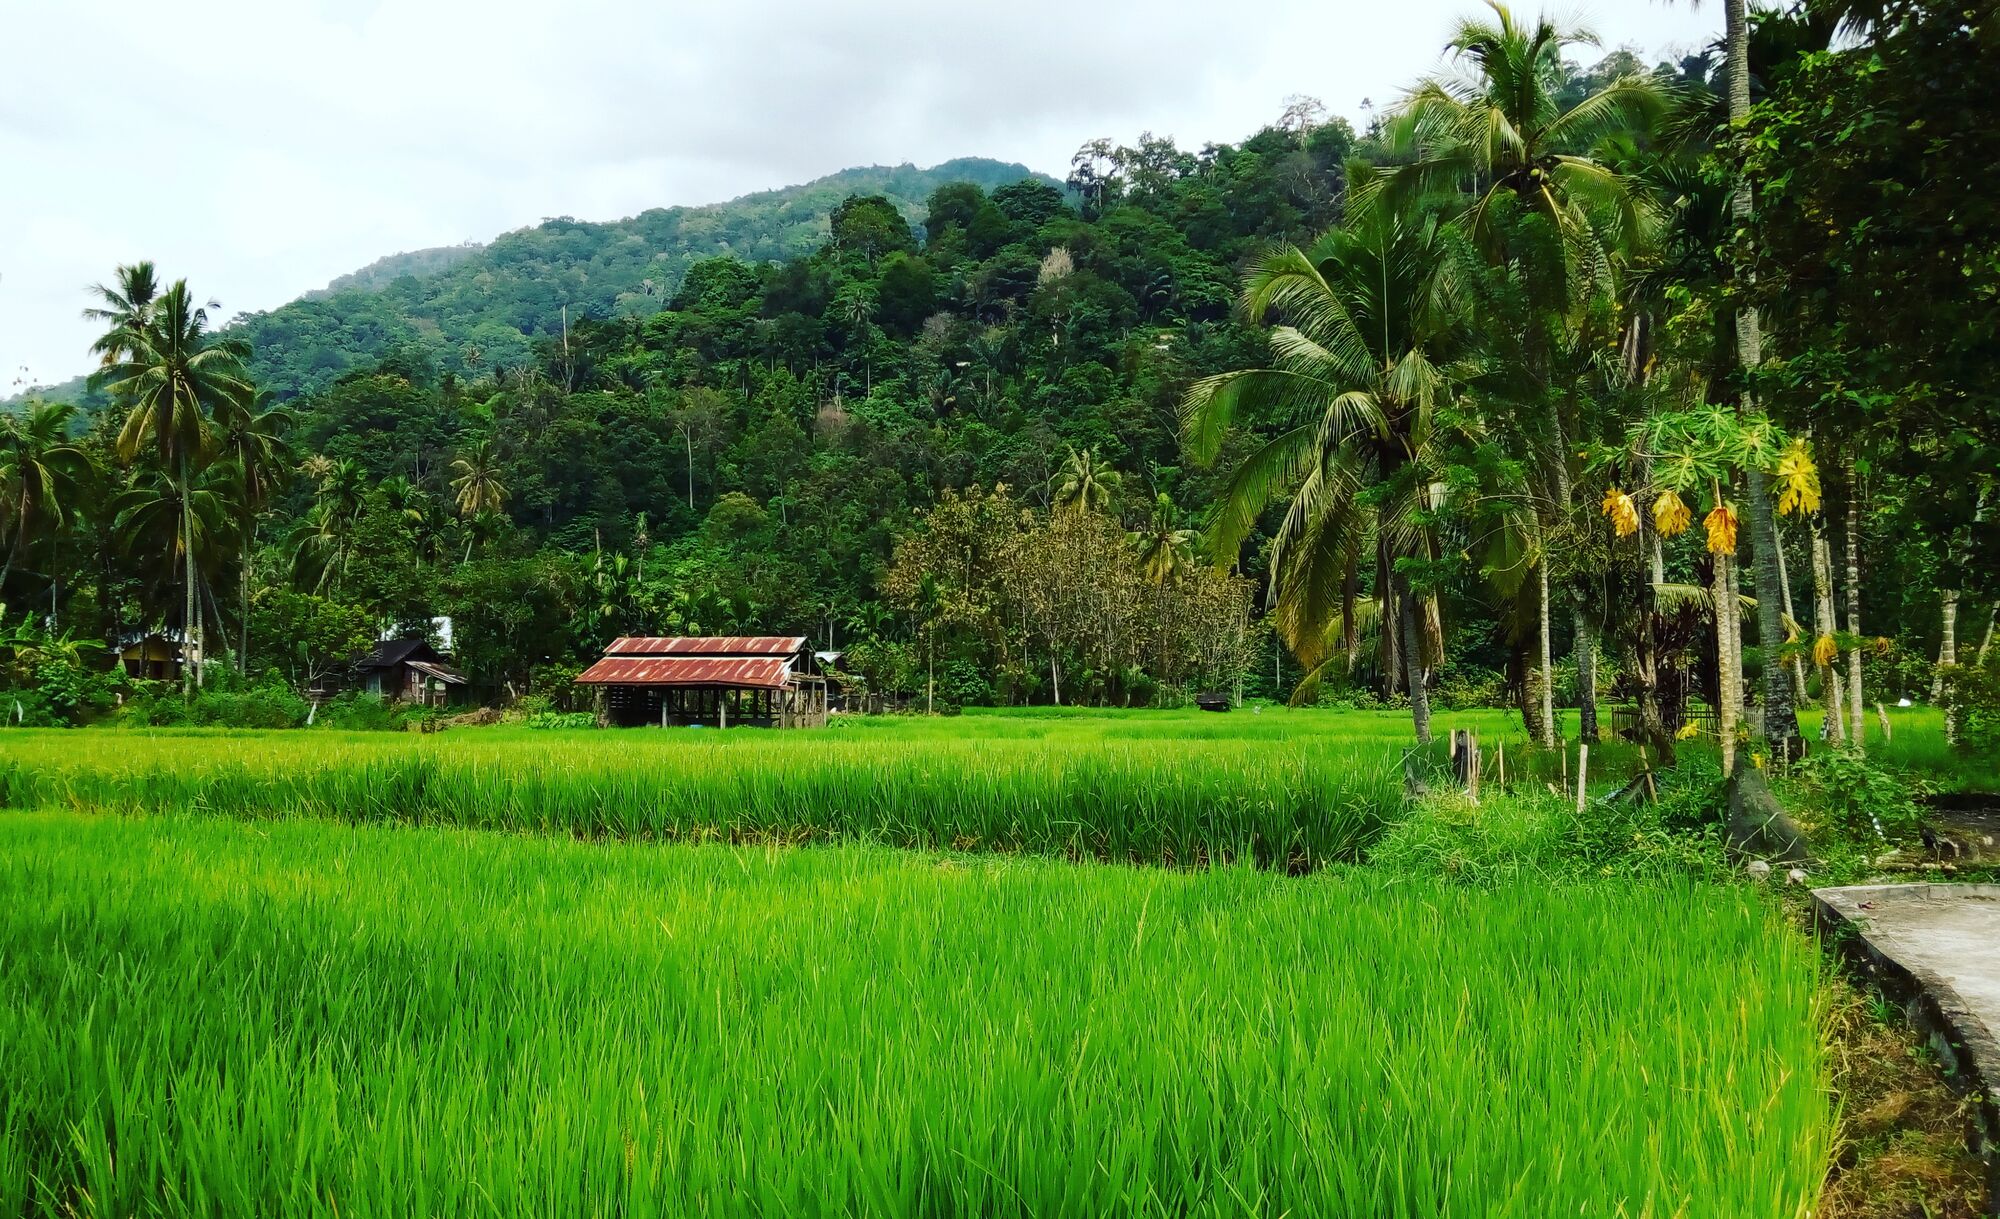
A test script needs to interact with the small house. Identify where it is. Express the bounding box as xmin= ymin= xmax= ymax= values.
xmin=118 ymin=632 xmax=196 ymax=681
xmin=574 ymin=636 xmax=828 ymax=727
xmin=354 ymin=638 xmax=468 ymax=706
